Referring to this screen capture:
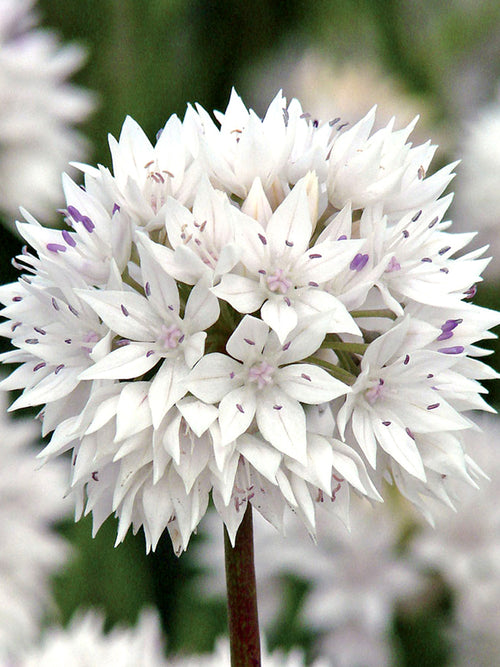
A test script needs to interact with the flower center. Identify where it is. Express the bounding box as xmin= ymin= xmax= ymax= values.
xmin=248 ymin=361 xmax=275 ymax=389
xmin=81 ymin=330 xmax=100 ymax=355
xmin=365 ymin=377 xmax=385 ymax=404
xmin=158 ymin=324 xmax=183 ymax=350
xmin=266 ymin=268 xmax=292 ymax=294
xmin=144 ymin=160 xmax=174 ymax=215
